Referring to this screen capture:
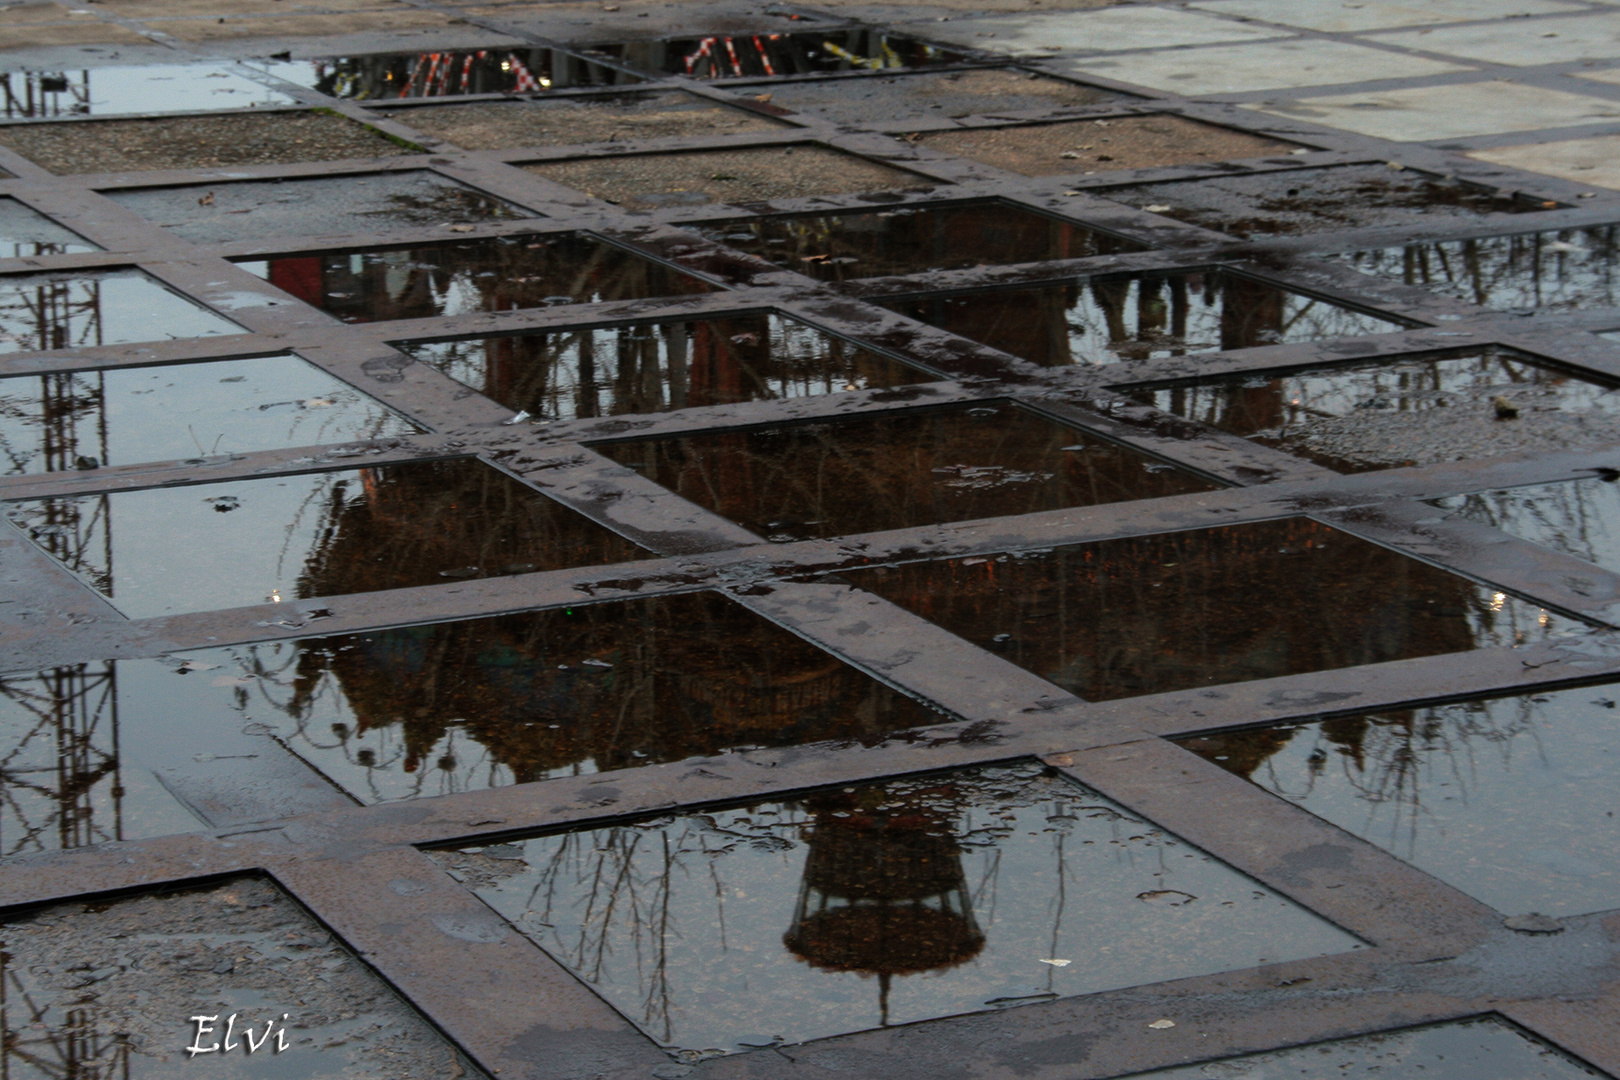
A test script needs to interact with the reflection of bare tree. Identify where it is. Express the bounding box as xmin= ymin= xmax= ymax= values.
xmin=0 ymin=664 xmax=121 ymax=858
xmin=1439 ymin=478 xmax=1620 ymax=568
xmin=1343 ymin=227 xmax=1620 ymax=312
